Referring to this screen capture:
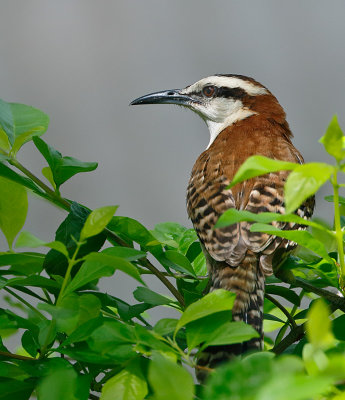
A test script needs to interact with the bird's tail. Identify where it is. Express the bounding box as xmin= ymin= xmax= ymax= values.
xmin=196 ymin=251 xmax=265 ymax=381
